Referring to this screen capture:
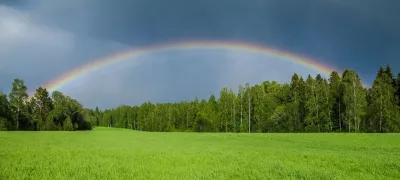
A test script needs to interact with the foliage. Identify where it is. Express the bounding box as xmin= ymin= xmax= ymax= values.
xmin=0 ymin=81 xmax=91 ymax=131
xmin=83 ymin=66 xmax=400 ymax=133
xmin=8 ymin=79 xmax=28 ymax=130
xmin=0 ymin=91 xmax=12 ymax=130
xmin=1 ymin=65 xmax=400 ymax=132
